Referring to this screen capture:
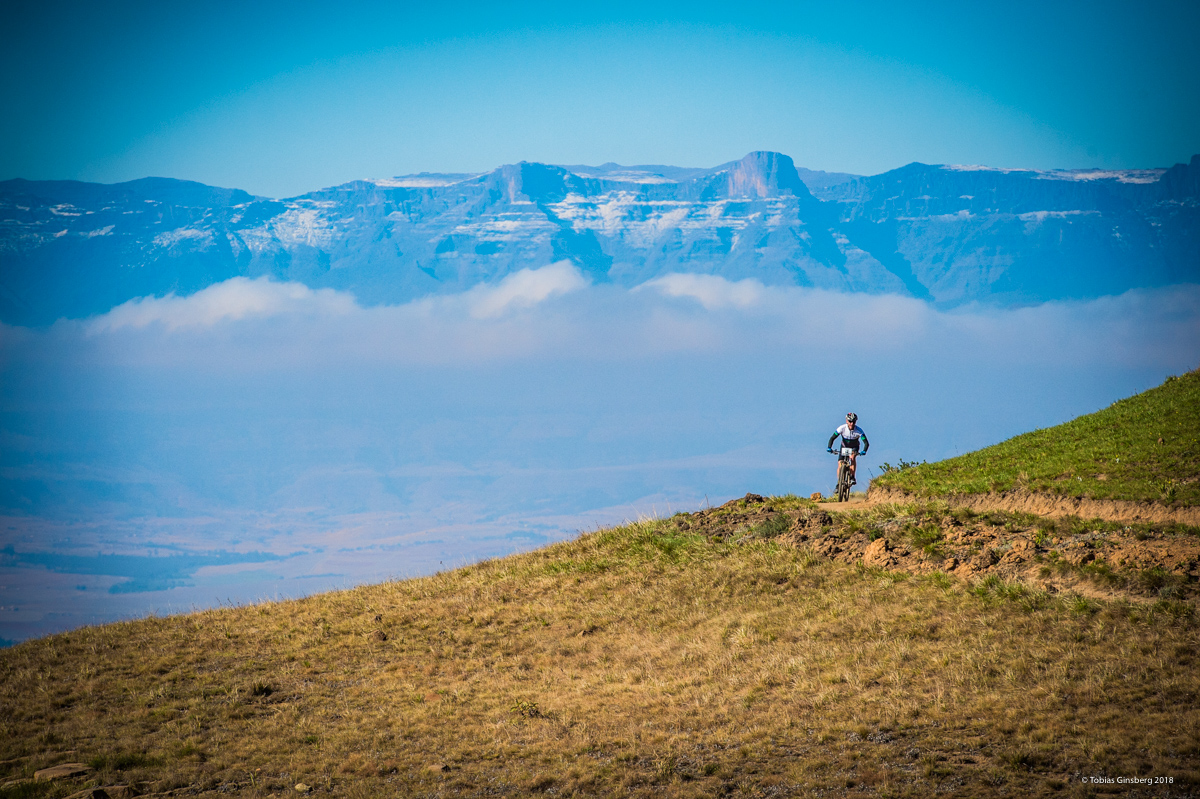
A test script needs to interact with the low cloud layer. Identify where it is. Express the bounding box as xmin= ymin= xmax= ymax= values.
xmin=640 ymin=273 xmax=767 ymax=309
xmin=466 ymin=260 xmax=590 ymax=318
xmin=86 ymin=276 xmax=356 ymax=332
xmin=46 ymin=271 xmax=1200 ymax=373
